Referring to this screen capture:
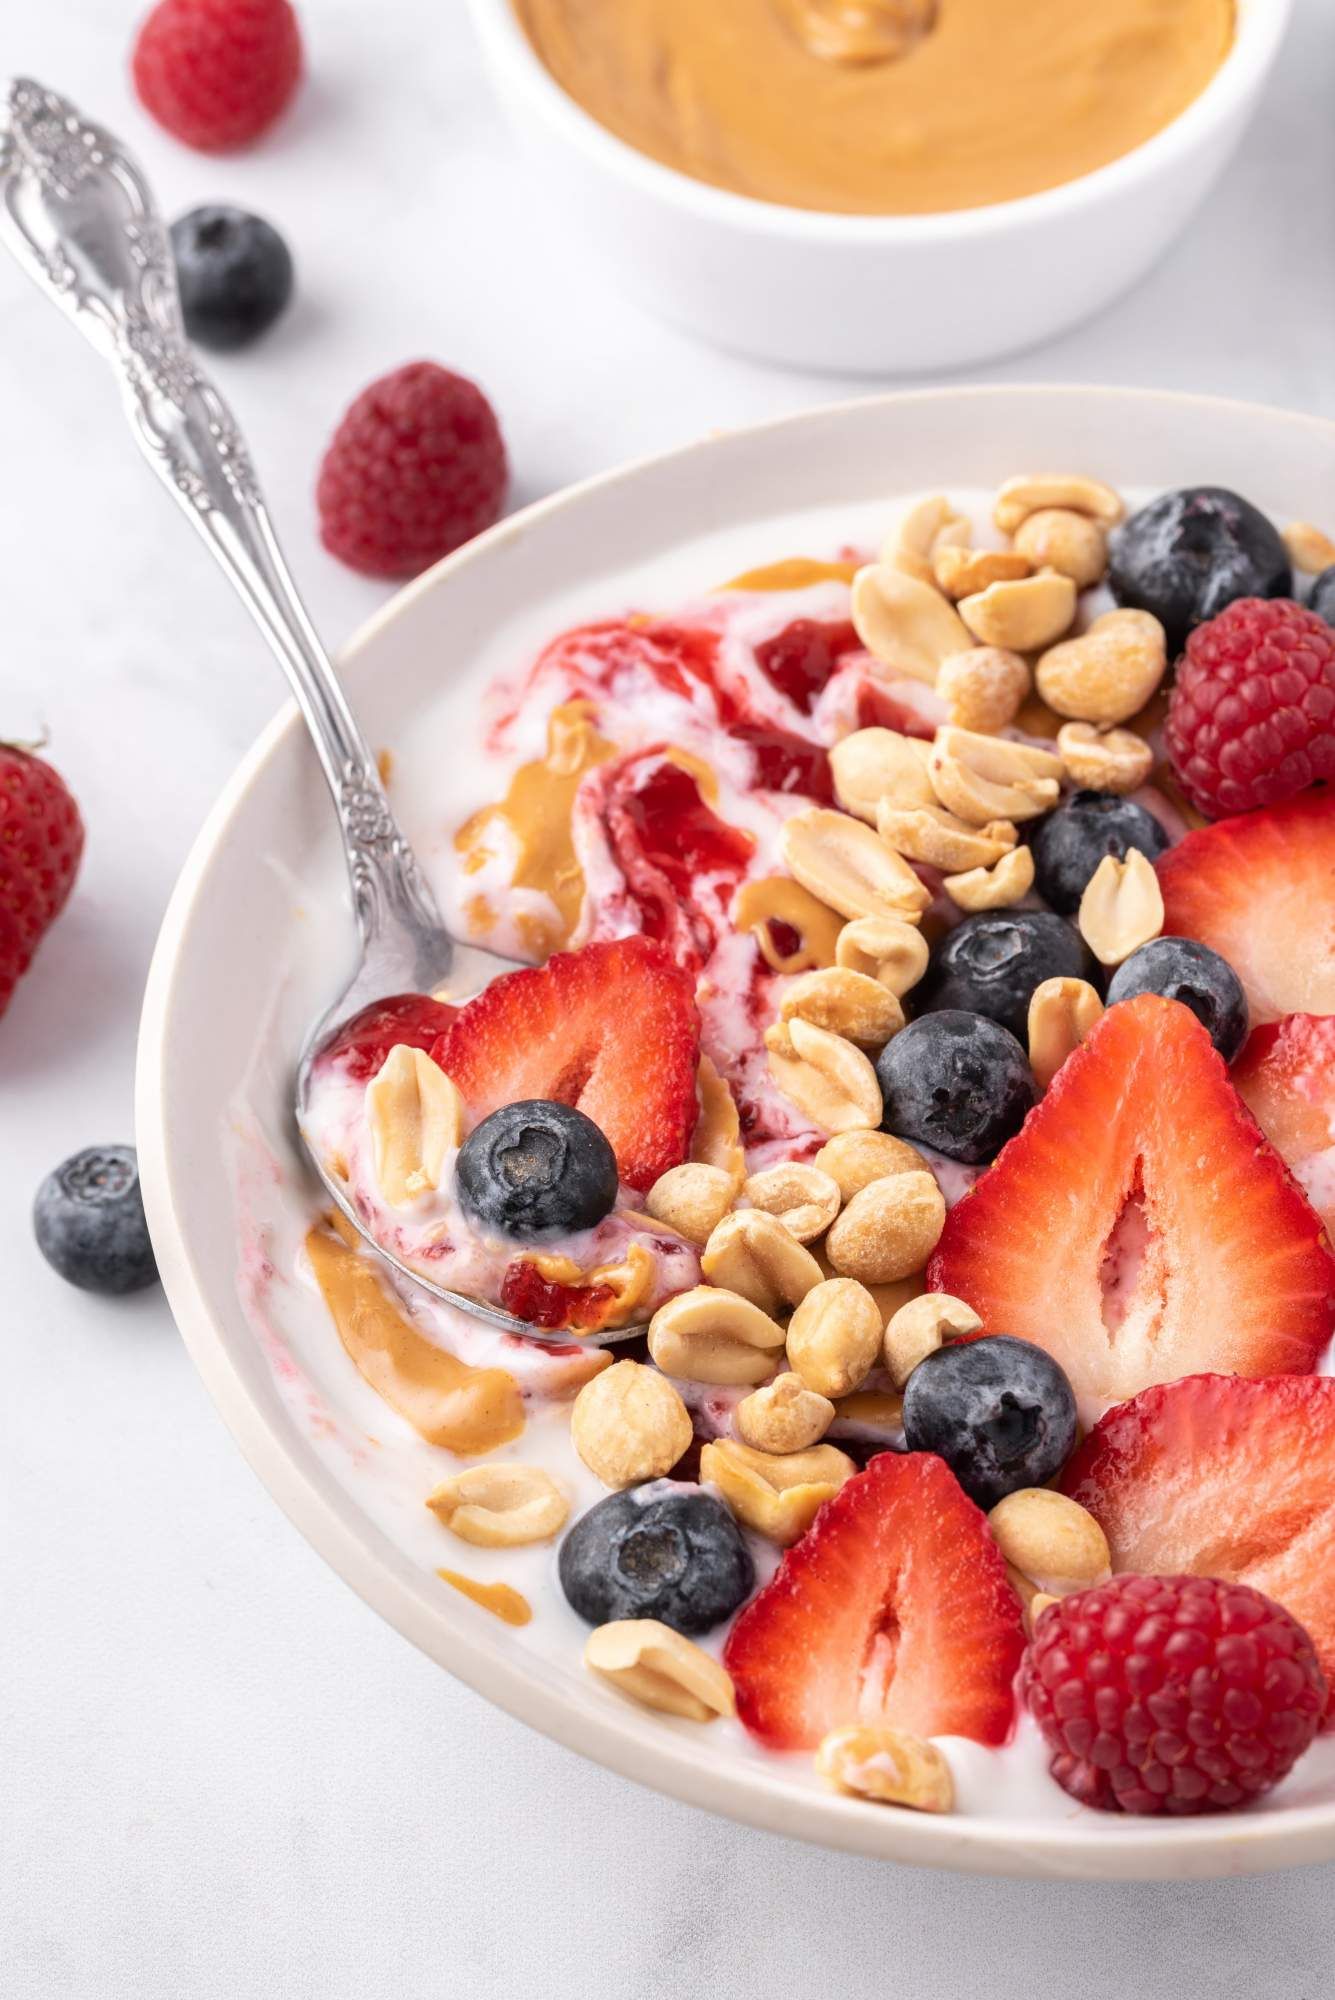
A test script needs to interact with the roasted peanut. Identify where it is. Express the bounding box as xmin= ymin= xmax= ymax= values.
xmin=702 ymin=1437 xmax=856 ymax=1545
xmin=876 ymin=800 xmax=1016 ymax=874
xmin=958 ymin=572 xmax=1076 ymax=652
xmin=645 ymin=1162 xmax=738 ymax=1248
xmin=1283 ymin=520 xmax=1335 ymax=574
xmin=584 ymin=1620 xmax=735 ymax=1722
xmin=742 ymin=1163 xmax=842 ymax=1244
xmin=942 ymin=843 xmax=1035 ymax=912
xmin=1012 ymin=508 xmax=1108 ymax=589
xmin=830 ymin=727 xmax=934 ymax=823
xmin=989 ymin=1488 xmax=1111 ymax=1595
xmin=701 ymin=1208 xmax=824 ymax=1314
xmin=935 ymin=647 xmax=1030 ymax=733
xmin=366 ymin=1045 xmax=464 ymax=1206
xmin=816 ymin=1725 xmax=954 ymax=1812
xmin=927 ymin=746 xmax=1058 ymax=827
xmin=571 ymin=1361 xmax=693 ymax=1489
xmin=814 ymin=1129 xmax=926 ymax=1202
xmin=1078 ymin=849 xmax=1164 ymax=966
xmin=785 ymin=1276 xmax=884 ymax=1397
xmin=691 ymin=1053 xmax=746 ymax=1183
xmin=933 ymin=726 xmax=1065 ymax=788
xmin=933 ymin=546 xmax=1031 ymax=599
xmin=1027 ymin=976 xmax=1104 ymax=1089
xmin=426 ymin=1463 xmax=569 ymax=1548
xmin=883 ymin=1291 xmax=982 ymax=1388
xmin=735 ymin=1370 xmax=835 ymax=1453
xmin=780 ymin=966 xmax=905 ymax=1050
xmin=993 ymin=474 xmax=1124 ymax=534
xmin=889 ymin=493 xmax=972 ymax=566
xmin=780 ymin=807 xmax=931 ymax=922
xmin=835 ymin=914 xmax=930 ymax=998
xmin=765 ymin=1016 xmax=884 ymax=1134
xmin=1056 ymin=721 xmax=1155 ymax=795
xmin=647 ymin=1286 xmax=786 ymax=1387
xmin=1035 ymin=608 xmax=1167 ymax=726
xmin=851 ymin=563 xmax=972 ymax=685
xmin=824 ymin=1171 xmax=945 ymax=1284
